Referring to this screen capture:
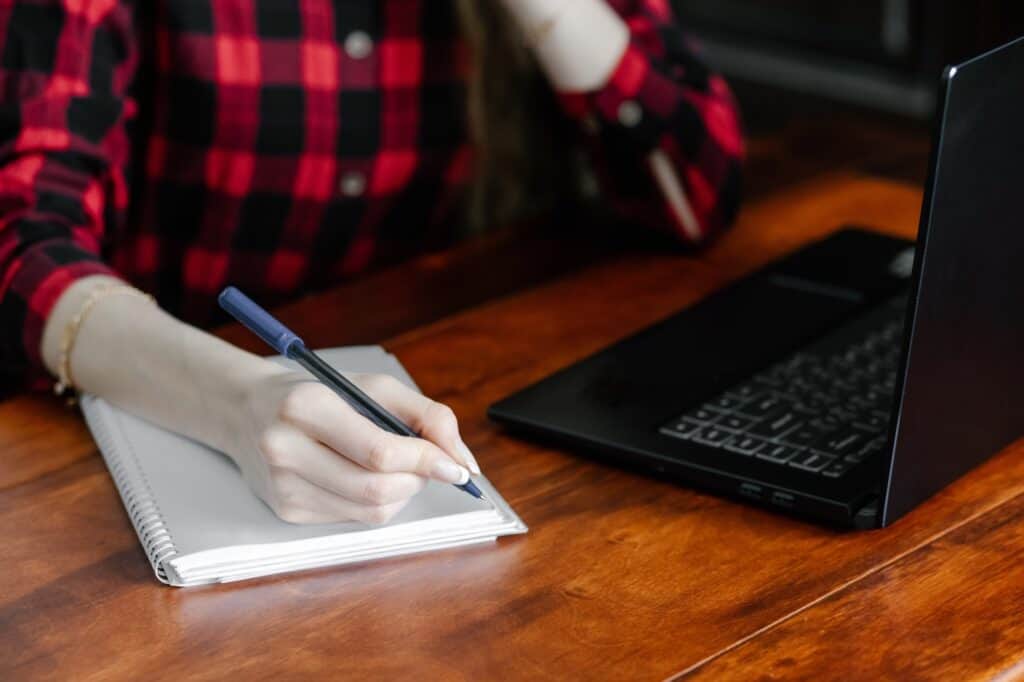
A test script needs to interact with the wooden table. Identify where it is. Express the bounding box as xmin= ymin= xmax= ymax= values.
xmin=5 ymin=174 xmax=1024 ymax=681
